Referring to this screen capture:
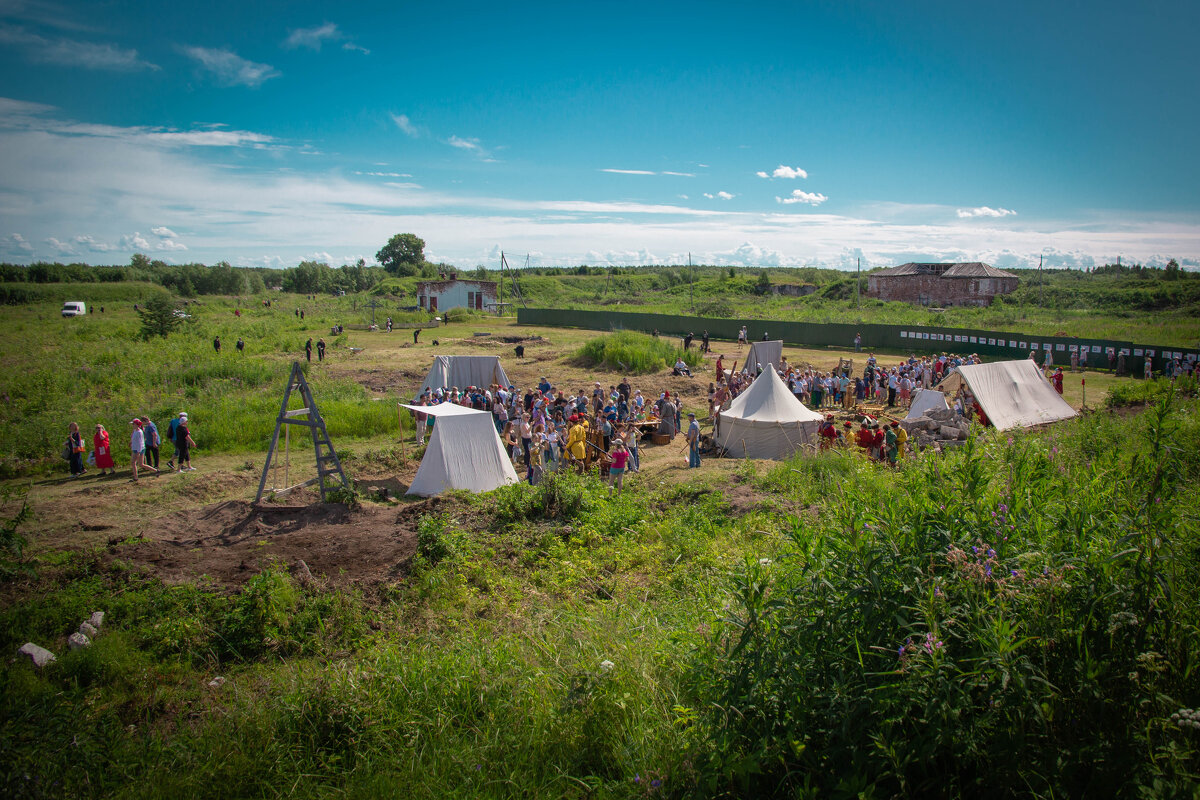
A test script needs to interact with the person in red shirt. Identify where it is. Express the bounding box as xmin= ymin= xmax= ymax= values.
xmin=855 ymin=422 xmax=874 ymax=452
xmin=1051 ymin=367 xmax=1064 ymax=395
xmin=818 ymin=414 xmax=838 ymax=449
xmin=872 ymin=424 xmax=887 ymax=462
